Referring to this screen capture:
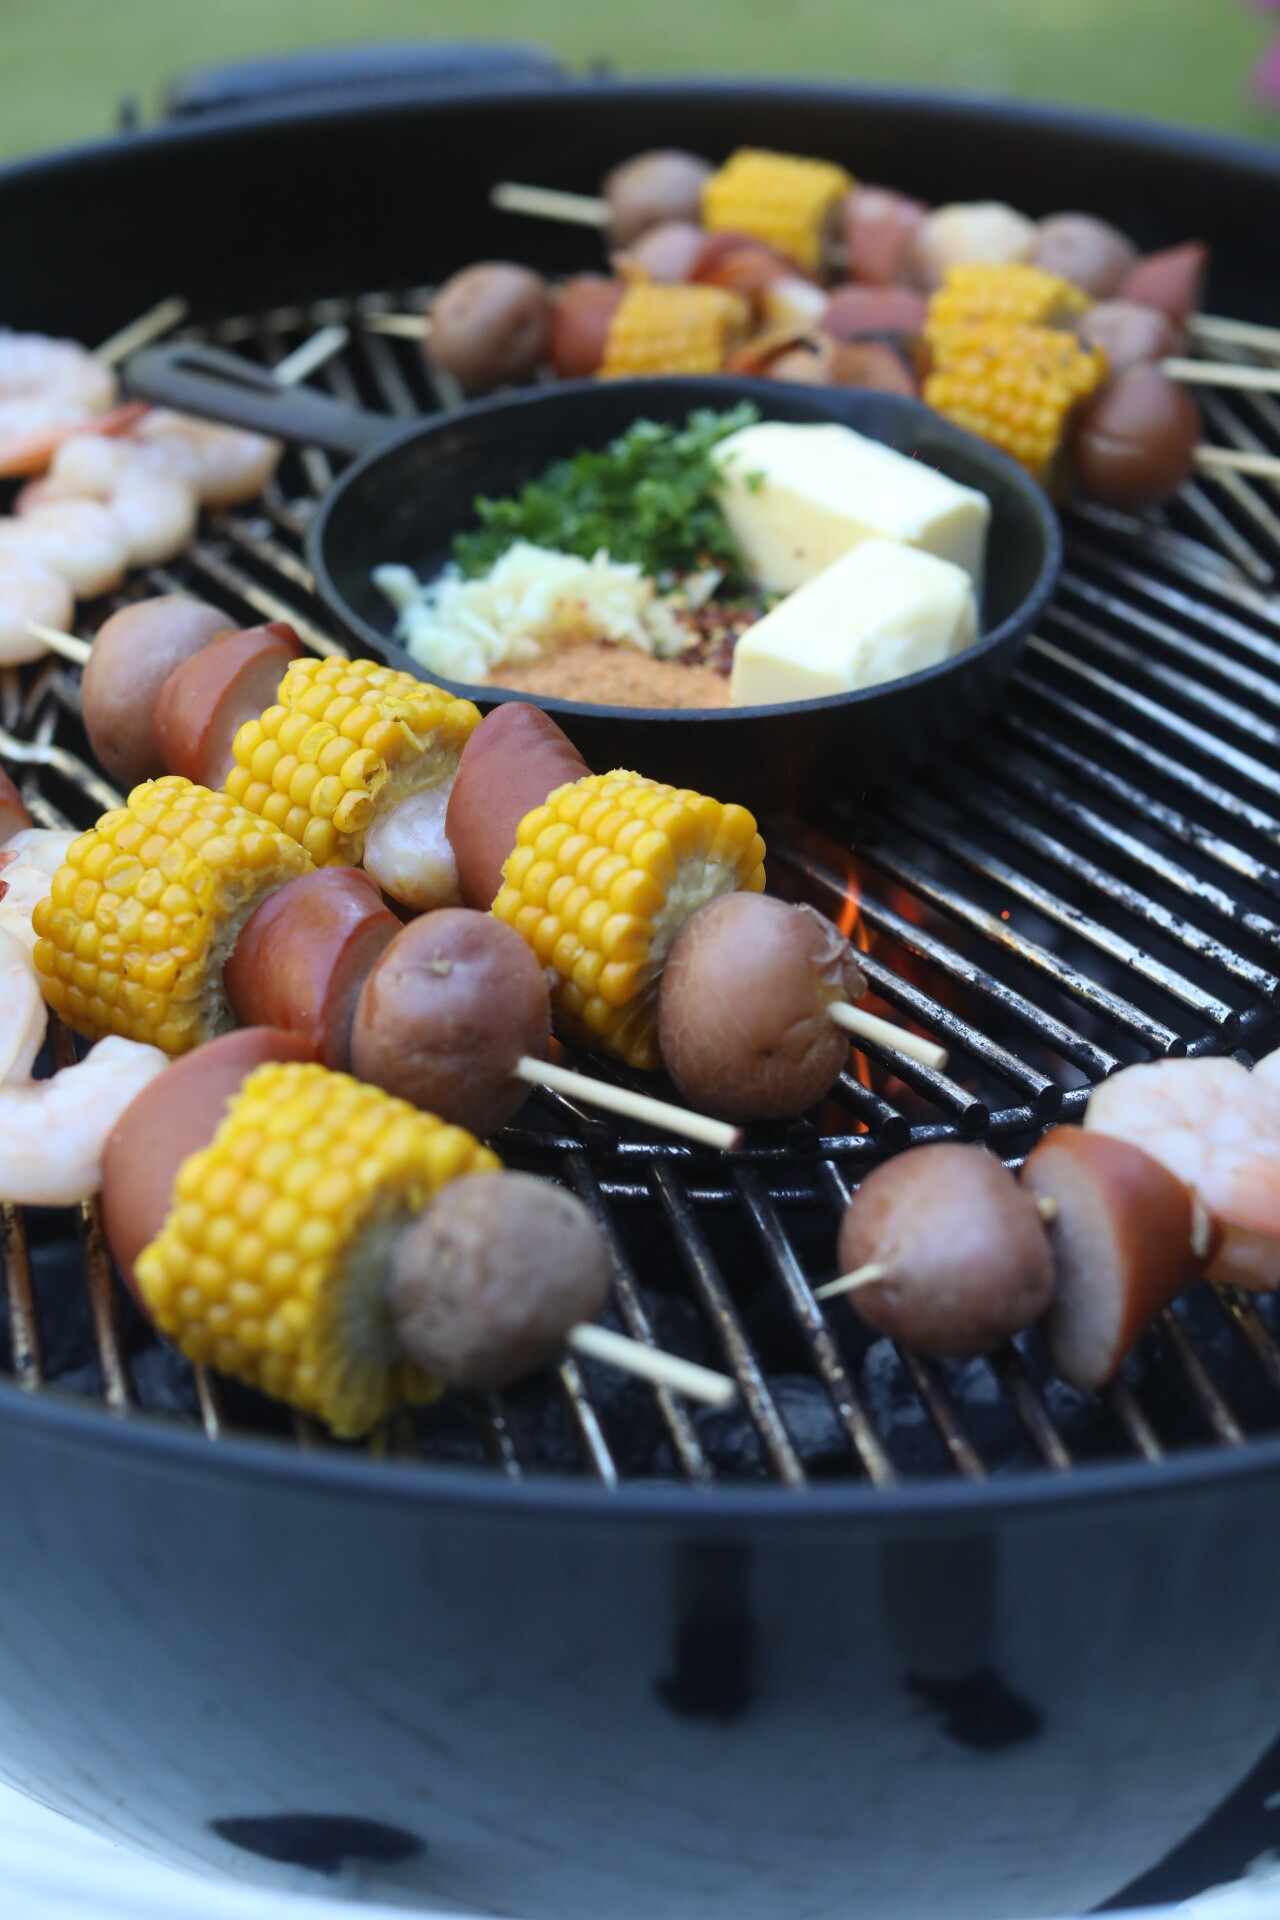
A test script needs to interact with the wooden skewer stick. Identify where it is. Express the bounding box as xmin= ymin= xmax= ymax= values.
xmin=492 ymin=181 xmax=611 ymax=228
xmin=25 ymin=622 xmax=91 ymax=666
xmin=1163 ymin=357 xmax=1280 ymax=393
xmin=568 ymin=1322 xmax=737 ymax=1407
xmin=1194 ymin=445 xmax=1280 ymax=481
xmin=514 ymin=1056 xmax=742 ymax=1151
xmin=362 ymin=312 xmax=432 ymax=341
xmin=827 ymin=1000 xmax=950 ymax=1072
xmin=272 ymin=324 xmax=351 ymax=387
xmin=1189 ymin=313 xmax=1280 ymax=356
xmin=814 ymin=1262 xmax=887 ymax=1301
xmin=95 ymin=295 xmax=189 ymax=368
